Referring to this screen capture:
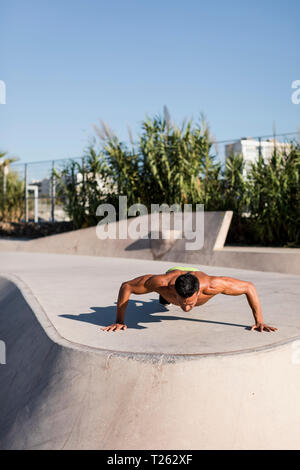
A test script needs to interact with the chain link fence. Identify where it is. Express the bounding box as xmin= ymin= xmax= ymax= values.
xmin=1 ymin=132 xmax=298 ymax=223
